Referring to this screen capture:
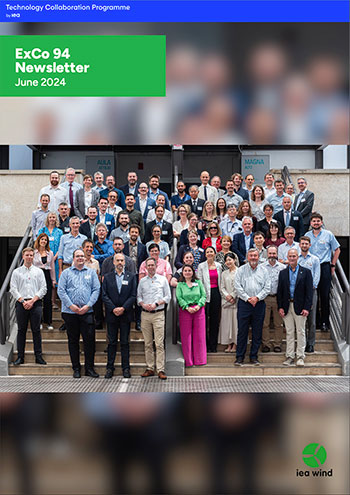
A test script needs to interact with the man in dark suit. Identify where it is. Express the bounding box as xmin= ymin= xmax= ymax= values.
xmin=119 ymin=171 xmax=139 ymax=197
xmin=273 ymin=196 xmax=304 ymax=241
xmin=232 ymin=217 xmax=255 ymax=265
xmin=293 ymin=176 xmax=314 ymax=232
xmin=79 ymin=206 xmax=99 ymax=241
xmin=145 ymin=206 xmax=173 ymax=247
xmin=184 ymin=185 xmax=206 ymax=216
xmin=277 ymin=248 xmax=313 ymax=367
xmin=102 ymin=253 xmax=137 ymax=379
